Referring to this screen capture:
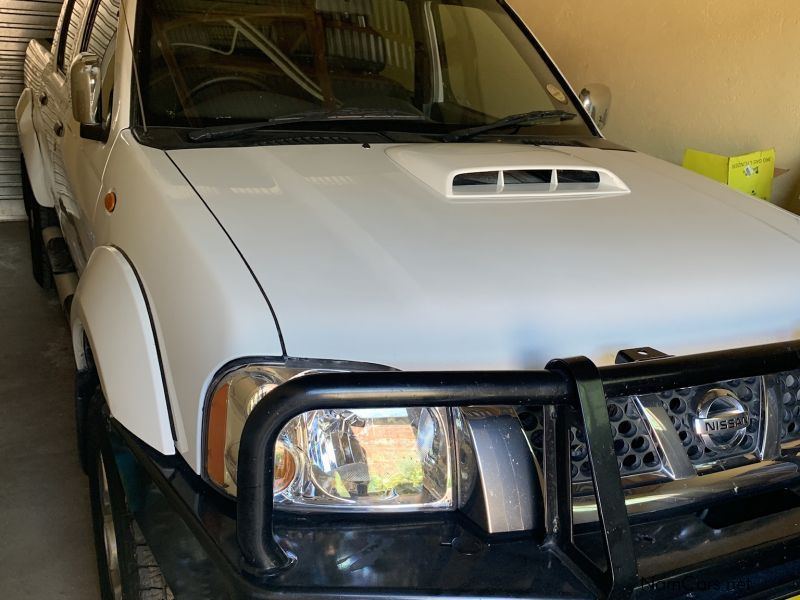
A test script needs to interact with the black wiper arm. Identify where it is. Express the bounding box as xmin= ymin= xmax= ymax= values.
xmin=188 ymin=114 xmax=318 ymax=143
xmin=188 ymin=108 xmax=429 ymax=143
xmin=442 ymin=110 xmax=577 ymax=143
